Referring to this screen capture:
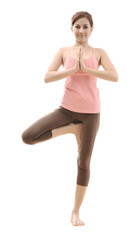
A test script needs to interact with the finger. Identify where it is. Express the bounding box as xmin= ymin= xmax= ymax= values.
xmin=79 ymin=50 xmax=82 ymax=59
xmin=78 ymin=48 xmax=81 ymax=56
